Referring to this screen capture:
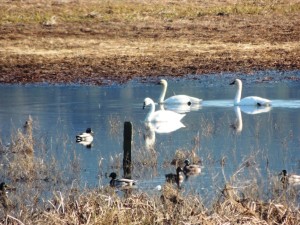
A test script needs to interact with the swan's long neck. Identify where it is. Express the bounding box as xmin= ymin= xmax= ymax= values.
xmin=158 ymin=82 xmax=167 ymax=103
xmin=234 ymin=82 xmax=242 ymax=104
xmin=145 ymin=101 xmax=155 ymax=122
